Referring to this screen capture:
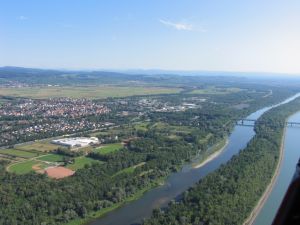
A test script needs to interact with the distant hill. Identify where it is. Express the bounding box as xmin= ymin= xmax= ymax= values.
xmin=0 ymin=66 xmax=247 ymax=87
xmin=1 ymin=66 xmax=298 ymax=88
